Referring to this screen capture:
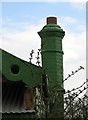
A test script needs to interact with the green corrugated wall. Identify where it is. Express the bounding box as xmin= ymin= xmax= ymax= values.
xmin=38 ymin=17 xmax=65 ymax=119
